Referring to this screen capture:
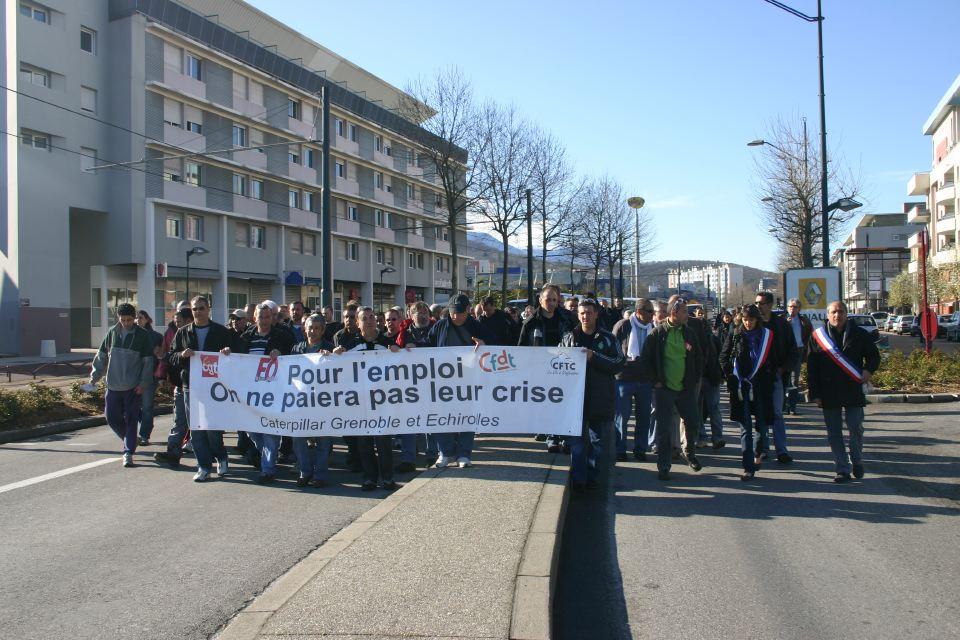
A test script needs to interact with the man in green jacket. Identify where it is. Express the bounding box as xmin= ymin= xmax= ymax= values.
xmin=88 ymin=303 xmax=155 ymax=467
